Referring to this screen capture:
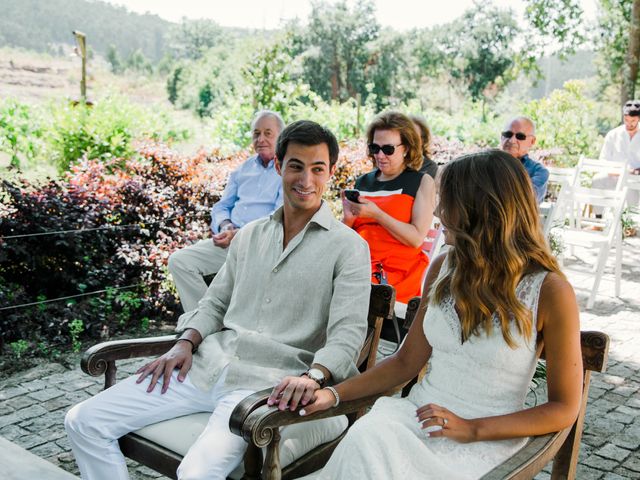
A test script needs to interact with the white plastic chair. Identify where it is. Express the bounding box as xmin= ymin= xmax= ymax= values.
xmin=550 ymin=185 xmax=628 ymax=308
